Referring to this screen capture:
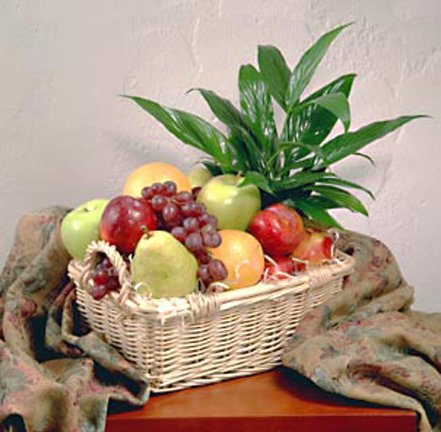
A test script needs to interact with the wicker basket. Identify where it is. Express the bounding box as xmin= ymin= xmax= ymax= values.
xmin=68 ymin=240 xmax=354 ymax=393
